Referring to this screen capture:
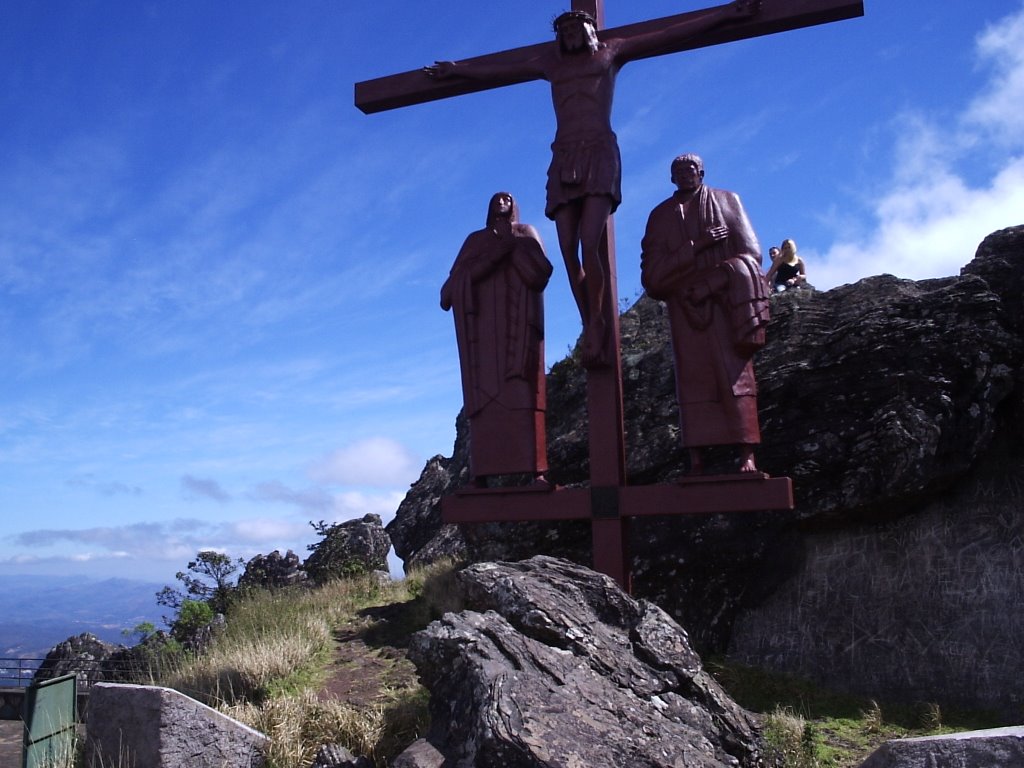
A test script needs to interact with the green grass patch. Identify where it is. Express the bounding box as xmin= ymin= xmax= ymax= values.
xmin=709 ymin=658 xmax=1009 ymax=768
